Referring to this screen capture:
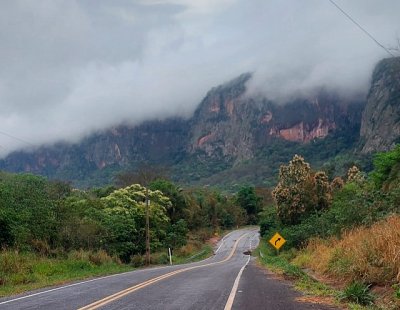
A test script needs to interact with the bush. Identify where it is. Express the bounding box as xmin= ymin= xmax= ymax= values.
xmin=338 ymin=282 xmax=375 ymax=305
xmin=130 ymin=254 xmax=145 ymax=267
xmin=259 ymin=207 xmax=279 ymax=237
xmin=88 ymin=250 xmax=113 ymax=266
xmin=150 ymin=252 xmax=169 ymax=265
xmin=300 ymin=215 xmax=400 ymax=285
xmin=68 ymin=249 xmax=90 ymax=261
xmin=0 ymin=250 xmax=28 ymax=275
